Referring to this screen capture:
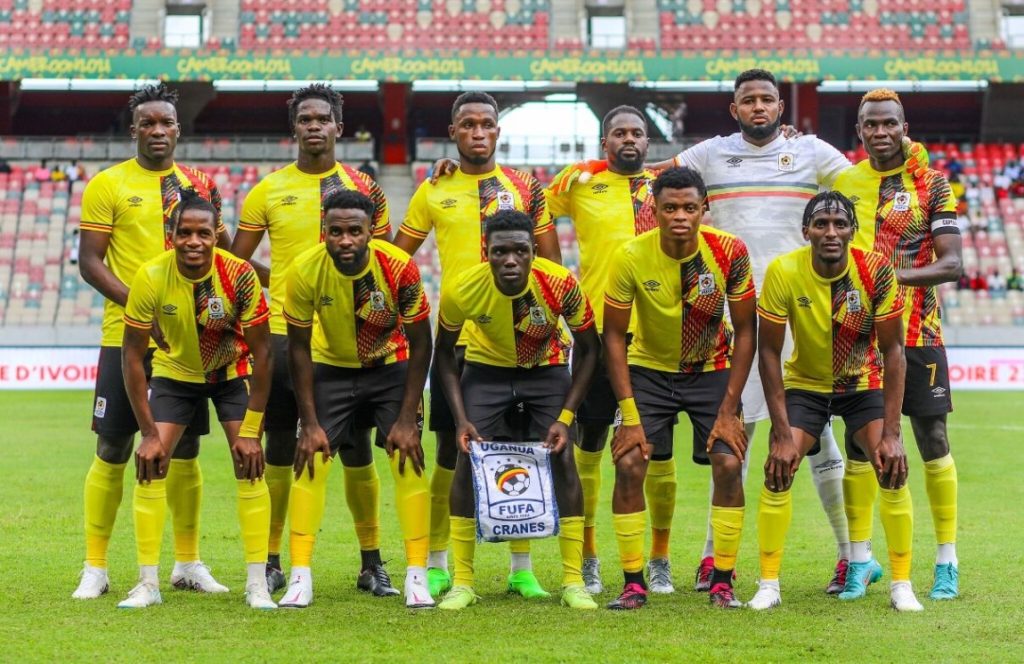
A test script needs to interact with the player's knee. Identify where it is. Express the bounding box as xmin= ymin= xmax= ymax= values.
xmin=912 ymin=418 xmax=950 ymax=461
xmin=578 ymin=424 xmax=609 ymax=452
xmin=171 ymin=434 xmax=200 ymax=460
xmin=96 ymin=434 xmax=133 ymax=464
xmin=434 ymin=430 xmax=458 ymax=470
xmin=264 ymin=429 xmax=298 ymax=466
xmin=614 ymin=449 xmax=647 ymax=497
xmin=711 ymin=452 xmax=742 ymax=485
